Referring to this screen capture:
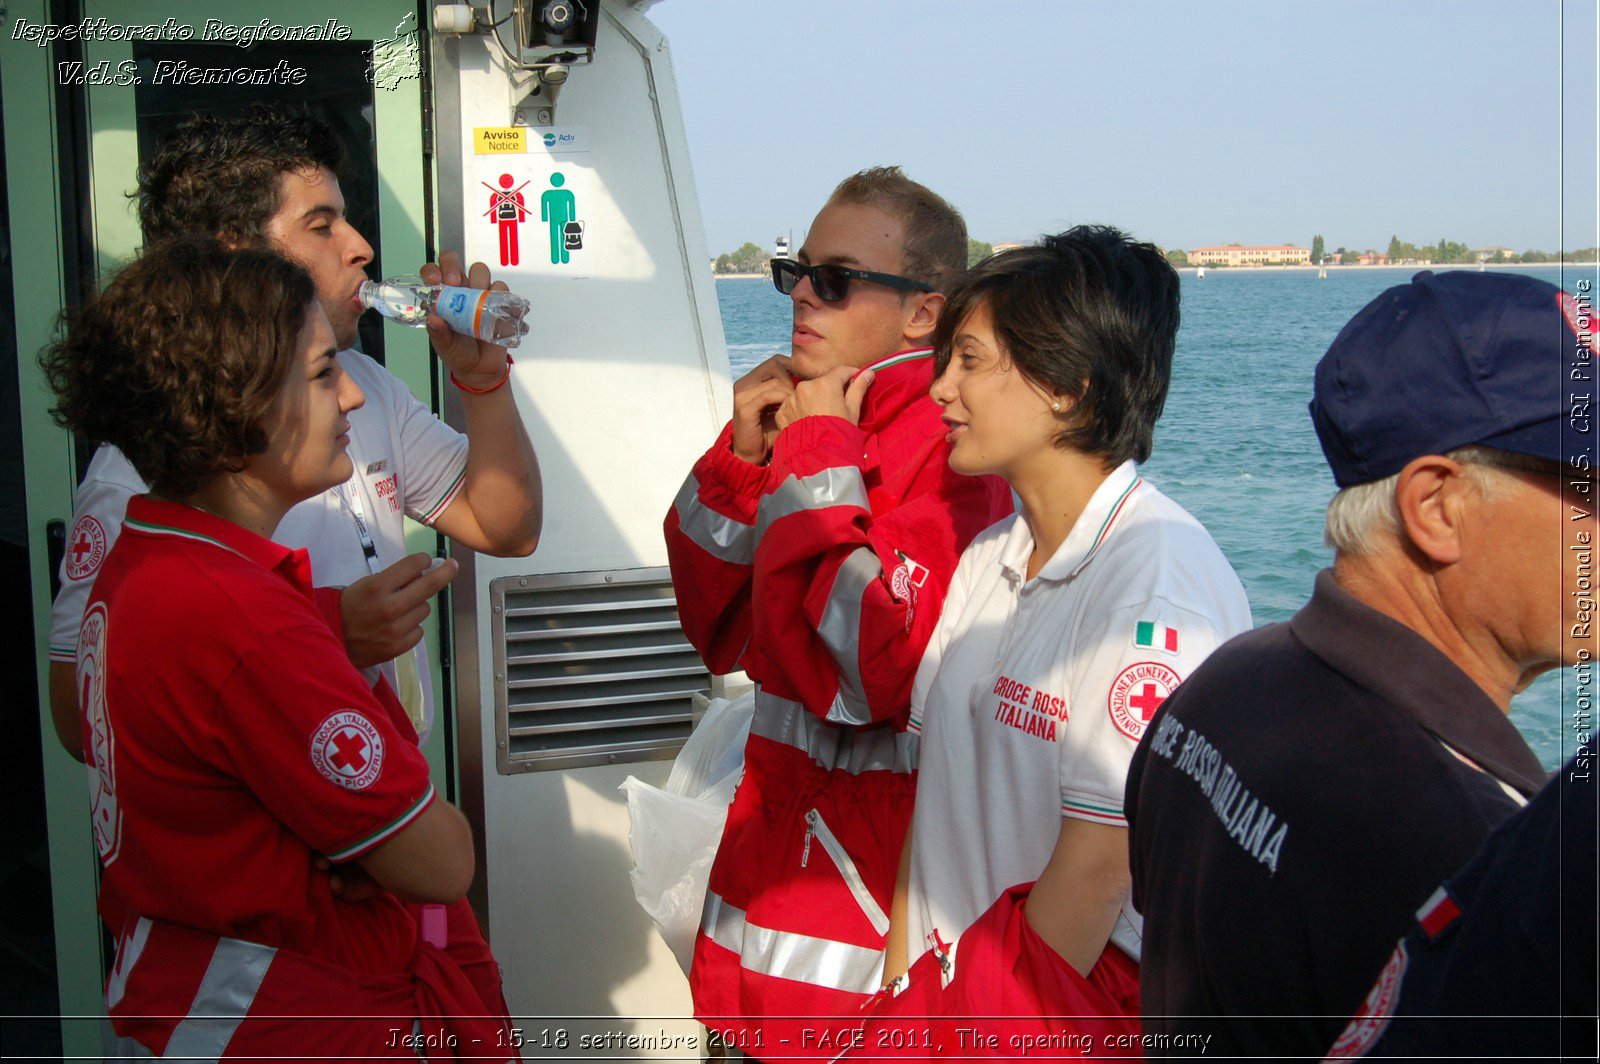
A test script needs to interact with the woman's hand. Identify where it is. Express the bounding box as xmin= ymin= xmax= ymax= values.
xmin=315 ymin=856 xmax=382 ymax=903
